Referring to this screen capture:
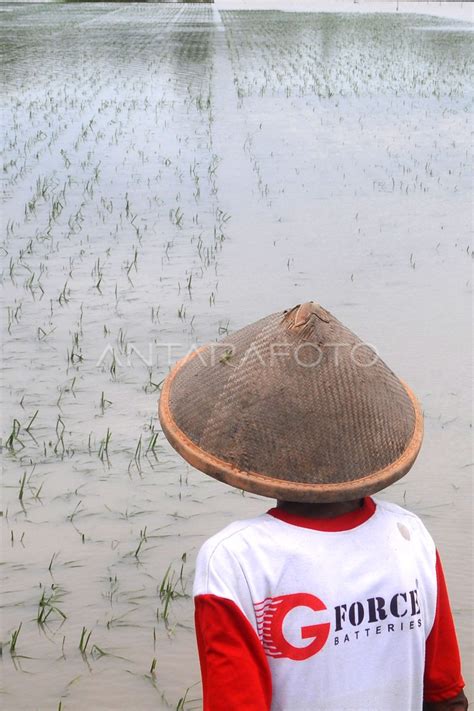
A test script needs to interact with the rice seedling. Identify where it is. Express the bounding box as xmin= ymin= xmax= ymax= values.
xmin=48 ymin=552 xmax=59 ymax=573
xmin=158 ymin=556 xmax=188 ymax=623
xmin=36 ymin=586 xmax=67 ymax=625
xmin=90 ymin=644 xmax=110 ymax=660
xmin=54 ymin=415 xmax=65 ymax=455
xmin=18 ymin=472 xmax=26 ymax=501
xmin=169 ymin=206 xmax=184 ymax=228
xmin=176 ymin=682 xmax=200 ymax=711
xmin=32 ymin=481 xmax=44 ymax=501
xmin=134 ymin=526 xmax=147 ymax=559
xmin=98 ymin=428 xmax=112 ymax=463
xmin=109 ymin=350 xmax=117 ymax=380
xmin=6 ymin=302 xmax=23 ymax=334
xmin=130 ymin=435 xmax=143 ymax=474
xmin=9 ymin=623 xmax=22 ymax=655
xmin=99 ymin=391 xmax=112 ymax=414
xmin=6 ymin=419 xmax=24 ymax=452
xmin=147 ymin=430 xmax=159 ymax=453
xmin=126 ymin=246 xmax=139 ymax=277
xmin=144 ymin=370 xmax=163 ymax=394
xmin=58 ymin=281 xmax=70 ymax=306
xmin=102 ymin=575 xmax=119 ymax=605
xmin=36 ymin=326 xmax=56 ymax=341
xmin=78 ymin=626 xmax=92 ymax=654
